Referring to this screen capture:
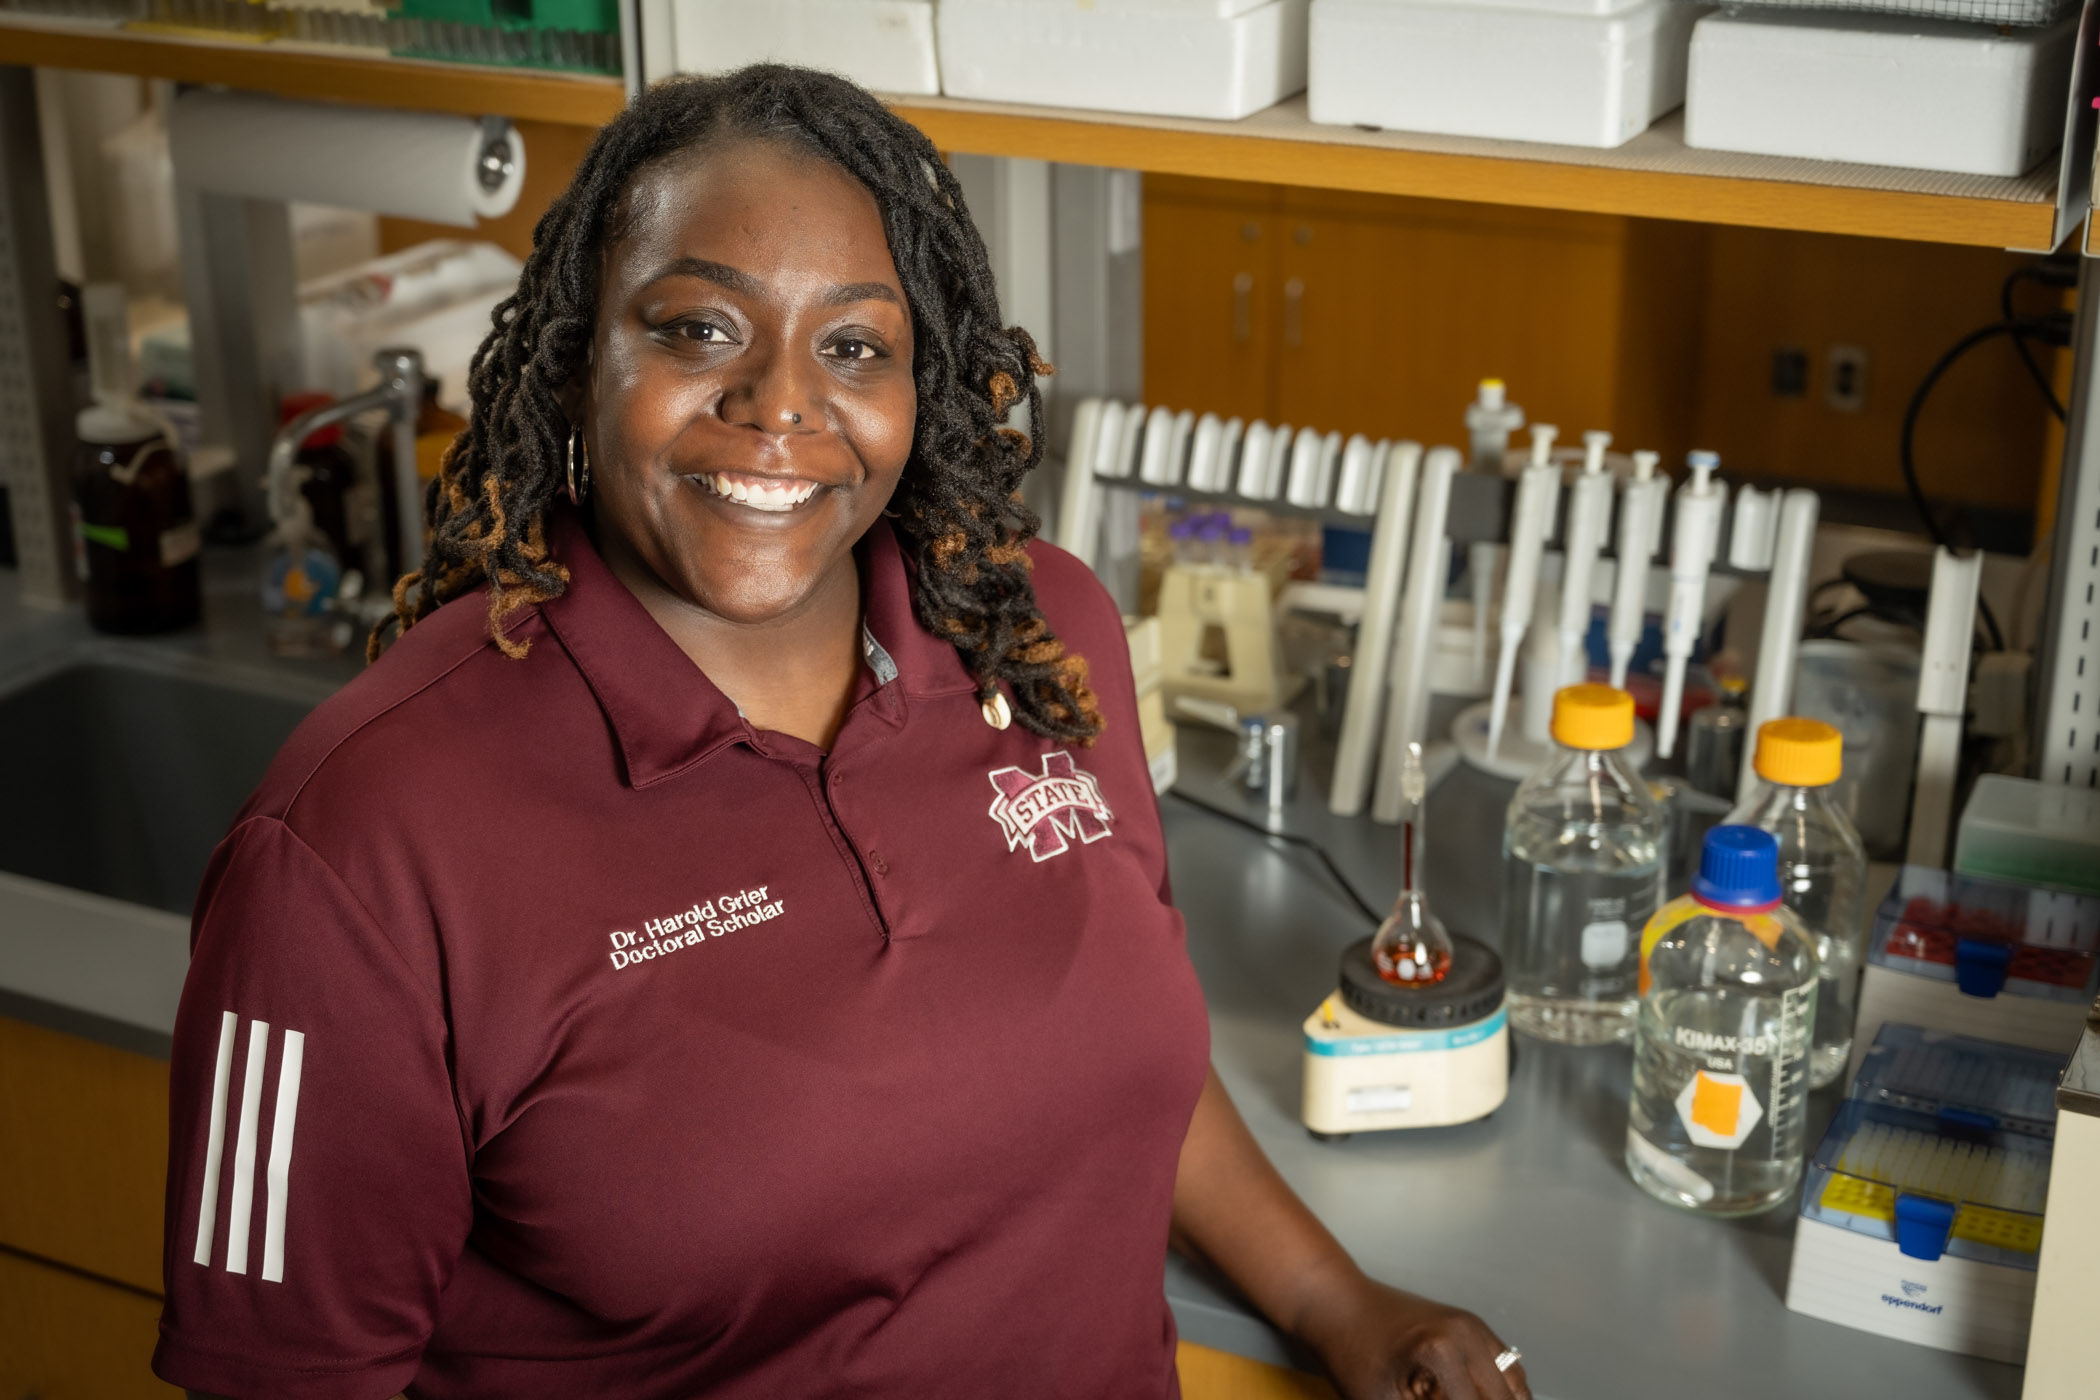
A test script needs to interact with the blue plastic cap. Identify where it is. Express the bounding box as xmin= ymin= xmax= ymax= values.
xmin=1895 ymin=1193 xmax=1957 ymax=1262
xmin=1691 ymin=825 xmax=1783 ymax=908
xmin=1954 ymin=938 xmax=2013 ymax=999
